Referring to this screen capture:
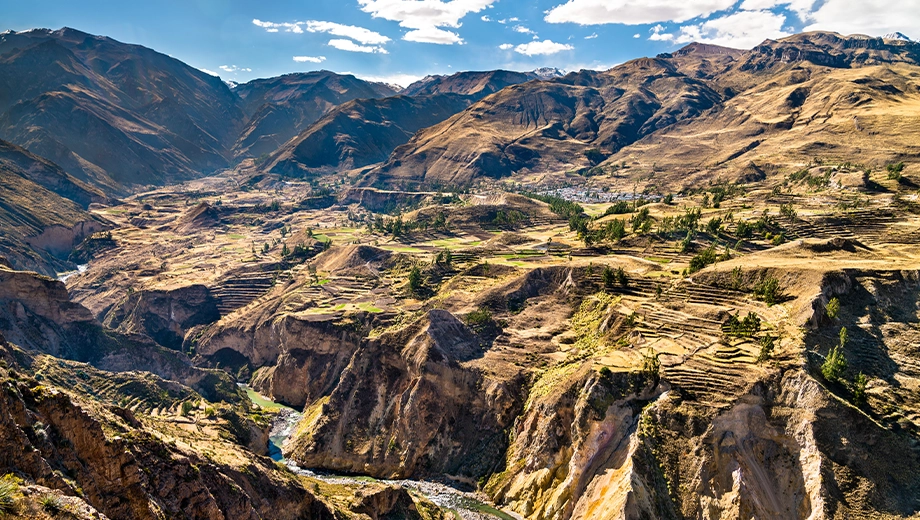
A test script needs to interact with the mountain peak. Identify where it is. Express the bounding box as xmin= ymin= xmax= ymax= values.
xmin=883 ymin=31 xmax=914 ymax=41
xmin=531 ymin=67 xmax=566 ymax=79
